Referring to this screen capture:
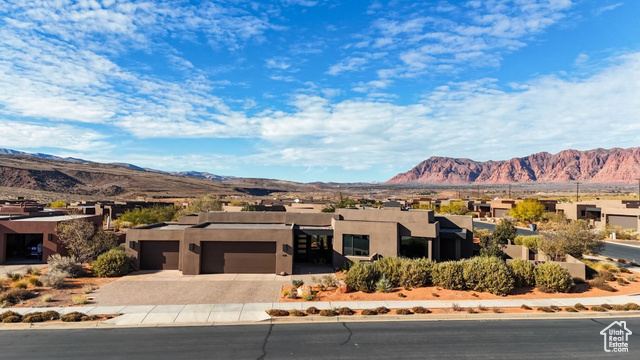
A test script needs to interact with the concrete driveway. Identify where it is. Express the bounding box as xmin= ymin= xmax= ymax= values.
xmin=92 ymin=270 xmax=335 ymax=306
